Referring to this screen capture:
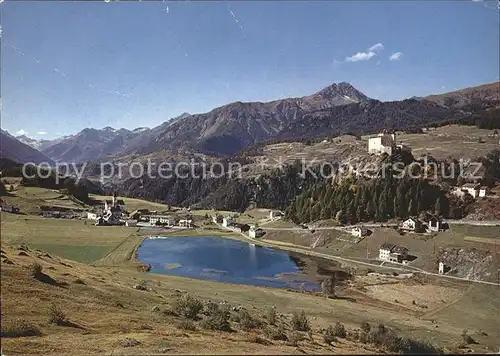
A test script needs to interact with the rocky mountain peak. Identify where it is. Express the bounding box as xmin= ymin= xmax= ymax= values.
xmin=312 ymin=82 xmax=369 ymax=102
